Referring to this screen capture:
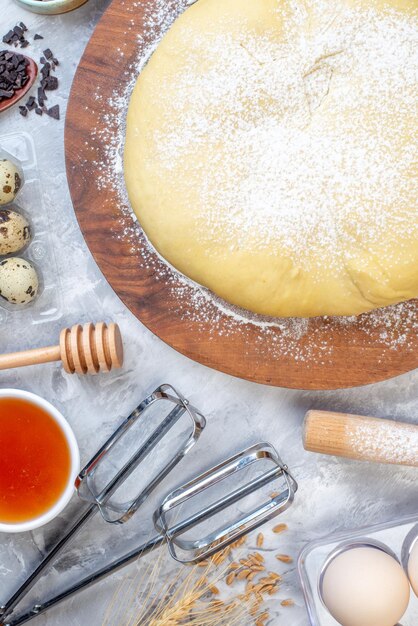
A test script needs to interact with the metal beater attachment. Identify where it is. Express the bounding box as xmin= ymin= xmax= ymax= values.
xmin=75 ymin=383 xmax=205 ymax=523
xmin=1 ymin=390 xmax=297 ymax=626
xmin=155 ymin=442 xmax=297 ymax=563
